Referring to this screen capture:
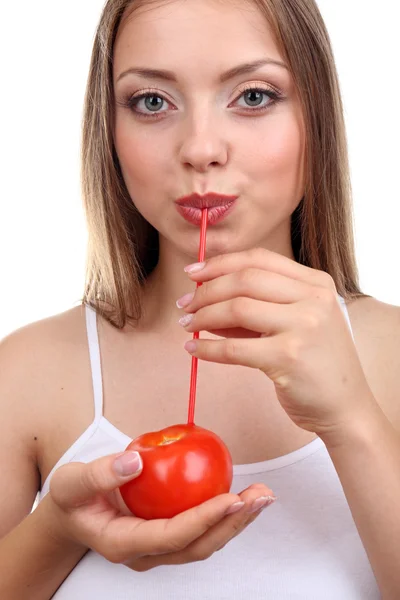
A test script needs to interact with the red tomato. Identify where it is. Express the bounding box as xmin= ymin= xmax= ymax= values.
xmin=119 ymin=423 xmax=233 ymax=520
